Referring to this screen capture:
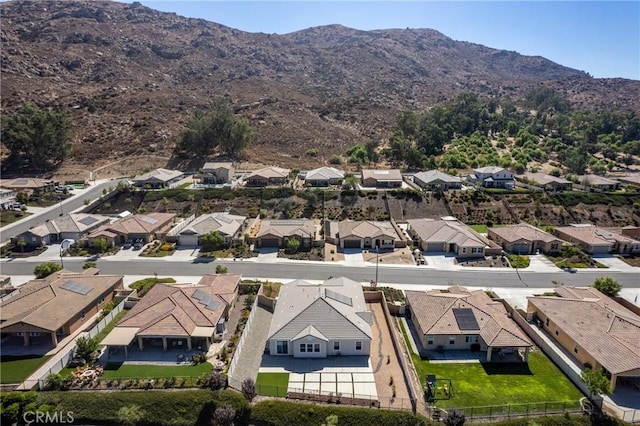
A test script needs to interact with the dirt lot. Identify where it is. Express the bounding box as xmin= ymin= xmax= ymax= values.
xmin=363 ymin=247 xmax=415 ymax=265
